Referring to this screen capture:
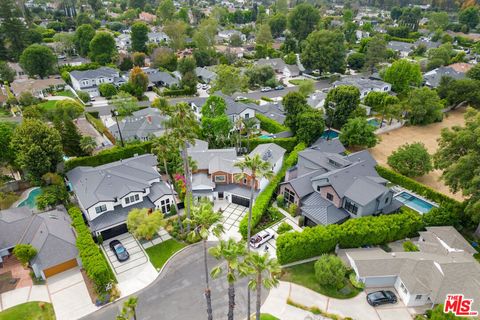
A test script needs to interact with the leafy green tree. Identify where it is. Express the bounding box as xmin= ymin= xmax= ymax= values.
xmin=193 ymin=18 xmax=218 ymax=50
xmin=423 ymin=204 xmax=461 ymax=228
xmin=99 ymin=83 xmax=118 ymax=98
xmin=314 ymin=255 xmax=347 ymax=289
xmin=288 ymin=3 xmax=320 ymax=41
xmin=459 ymin=7 xmax=479 ymax=30
xmin=383 ymin=59 xmax=422 ymax=93
xmin=116 ymin=296 xmax=138 ymax=320
xmin=80 ymin=136 xmax=97 ymax=155
xmin=13 ymin=244 xmax=37 ymax=266
xmin=301 ymin=30 xmax=346 ymax=74
xmin=10 ymin=119 xmax=63 ymax=182
xmin=19 ymin=45 xmax=56 ymax=79
xmin=428 ymin=12 xmax=449 ymax=31
xmin=276 ymin=0 xmax=288 ymax=14
xmin=212 ymin=65 xmax=247 ymax=95
xmin=347 ymin=52 xmax=366 ymax=71
xmin=89 ymin=32 xmax=116 ymax=65
xmin=298 ymin=79 xmax=315 ymax=97
xmin=240 ymin=252 xmax=281 ymax=320
xmin=256 ymin=24 xmax=273 ymax=46
xmin=405 ymin=87 xmax=443 ymax=125
xmin=0 ymin=122 xmax=16 ymax=165
xmin=112 ymin=91 xmax=139 ymax=116
xmin=164 ymin=20 xmax=187 ymax=51
xmin=129 ymin=66 xmax=149 ymax=98
xmin=55 ymin=119 xmax=83 ymax=157
xmin=185 ymin=201 xmax=224 ymax=320
xmin=0 ymin=0 xmax=28 ymax=60
xmin=437 ymin=77 xmax=480 ymax=108
xmin=36 ymin=184 xmax=69 ymax=210
xmin=269 ymin=14 xmax=287 ymax=38
xmin=283 ymin=91 xmax=310 ymax=133
xmin=467 ymin=63 xmax=480 ymax=81
xmin=427 ymin=43 xmax=455 ymax=68
xmin=152 ymin=47 xmax=177 ymax=71
xmin=157 ymin=0 xmax=175 ymax=23
xmin=364 ymin=36 xmax=387 ymax=73
xmin=74 ymin=24 xmax=96 ymax=57
xmin=324 ymin=85 xmax=360 ymax=129
xmin=132 ymin=52 xmax=146 ymax=67
xmin=387 ymin=142 xmax=433 ymax=177
xmin=339 ymin=117 xmax=379 ymax=148
xmin=131 ymin=22 xmax=149 ymax=53
xmin=127 ymin=208 xmax=165 ymax=240
xmin=45 ymin=99 xmax=84 ymax=122
xmin=210 ymin=238 xmax=246 ymax=320
xmin=200 ymin=96 xmax=232 ymax=148
xmin=0 ymin=61 xmax=15 ymax=83
xmin=296 ymin=110 xmax=325 ymax=145
xmin=246 ymin=65 xmax=276 ymax=88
